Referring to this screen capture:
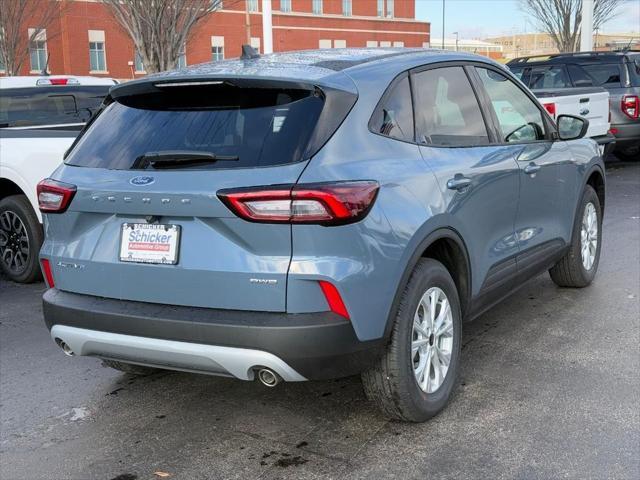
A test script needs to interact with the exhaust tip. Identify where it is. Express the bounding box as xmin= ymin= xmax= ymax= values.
xmin=257 ymin=368 xmax=281 ymax=387
xmin=55 ymin=338 xmax=75 ymax=356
